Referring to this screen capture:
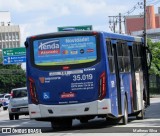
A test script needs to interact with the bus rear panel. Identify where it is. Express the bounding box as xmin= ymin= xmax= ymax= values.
xmin=25 ymin=31 xmax=149 ymax=127
xmin=26 ymin=31 xmax=111 ymax=119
